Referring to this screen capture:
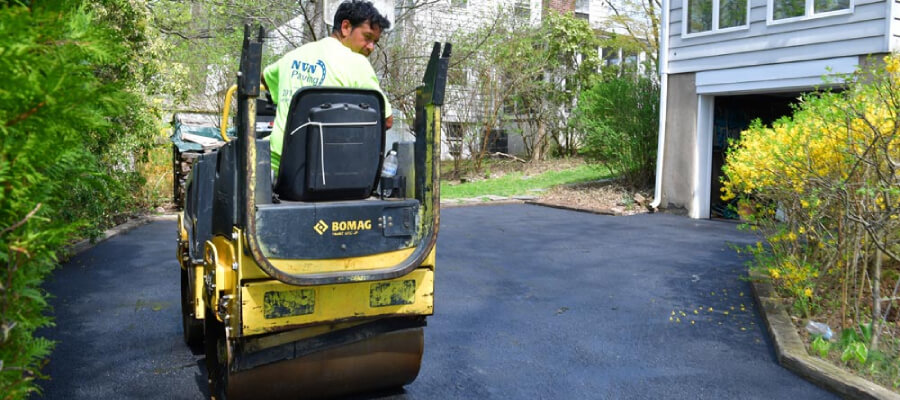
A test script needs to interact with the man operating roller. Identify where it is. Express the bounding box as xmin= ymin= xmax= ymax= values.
xmin=263 ymin=0 xmax=393 ymax=174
